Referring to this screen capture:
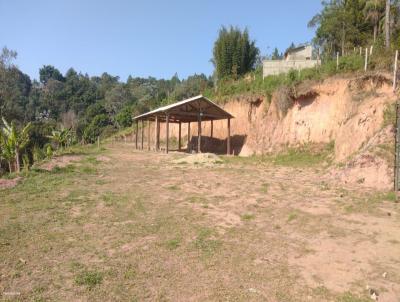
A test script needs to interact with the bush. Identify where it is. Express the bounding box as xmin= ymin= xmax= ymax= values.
xmin=115 ymin=106 xmax=133 ymax=128
xmin=338 ymin=54 xmax=364 ymax=72
xmin=83 ymin=114 xmax=111 ymax=143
